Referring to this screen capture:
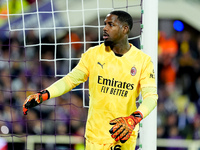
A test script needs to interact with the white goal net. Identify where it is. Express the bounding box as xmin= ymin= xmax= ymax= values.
xmin=0 ymin=0 xmax=147 ymax=149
